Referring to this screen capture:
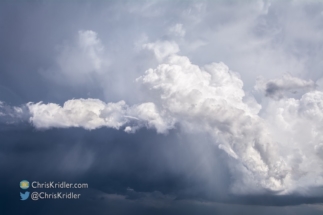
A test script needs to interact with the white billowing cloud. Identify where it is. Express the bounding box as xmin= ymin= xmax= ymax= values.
xmin=168 ymin=23 xmax=186 ymax=37
xmin=255 ymin=74 xmax=316 ymax=99
xmin=136 ymin=41 xmax=323 ymax=195
xmin=261 ymin=90 xmax=323 ymax=194
xmin=142 ymin=40 xmax=179 ymax=62
xmin=28 ymin=99 xmax=125 ymax=130
xmin=27 ymin=99 xmax=174 ymax=133
xmin=137 ymin=52 xmax=290 ymax=194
